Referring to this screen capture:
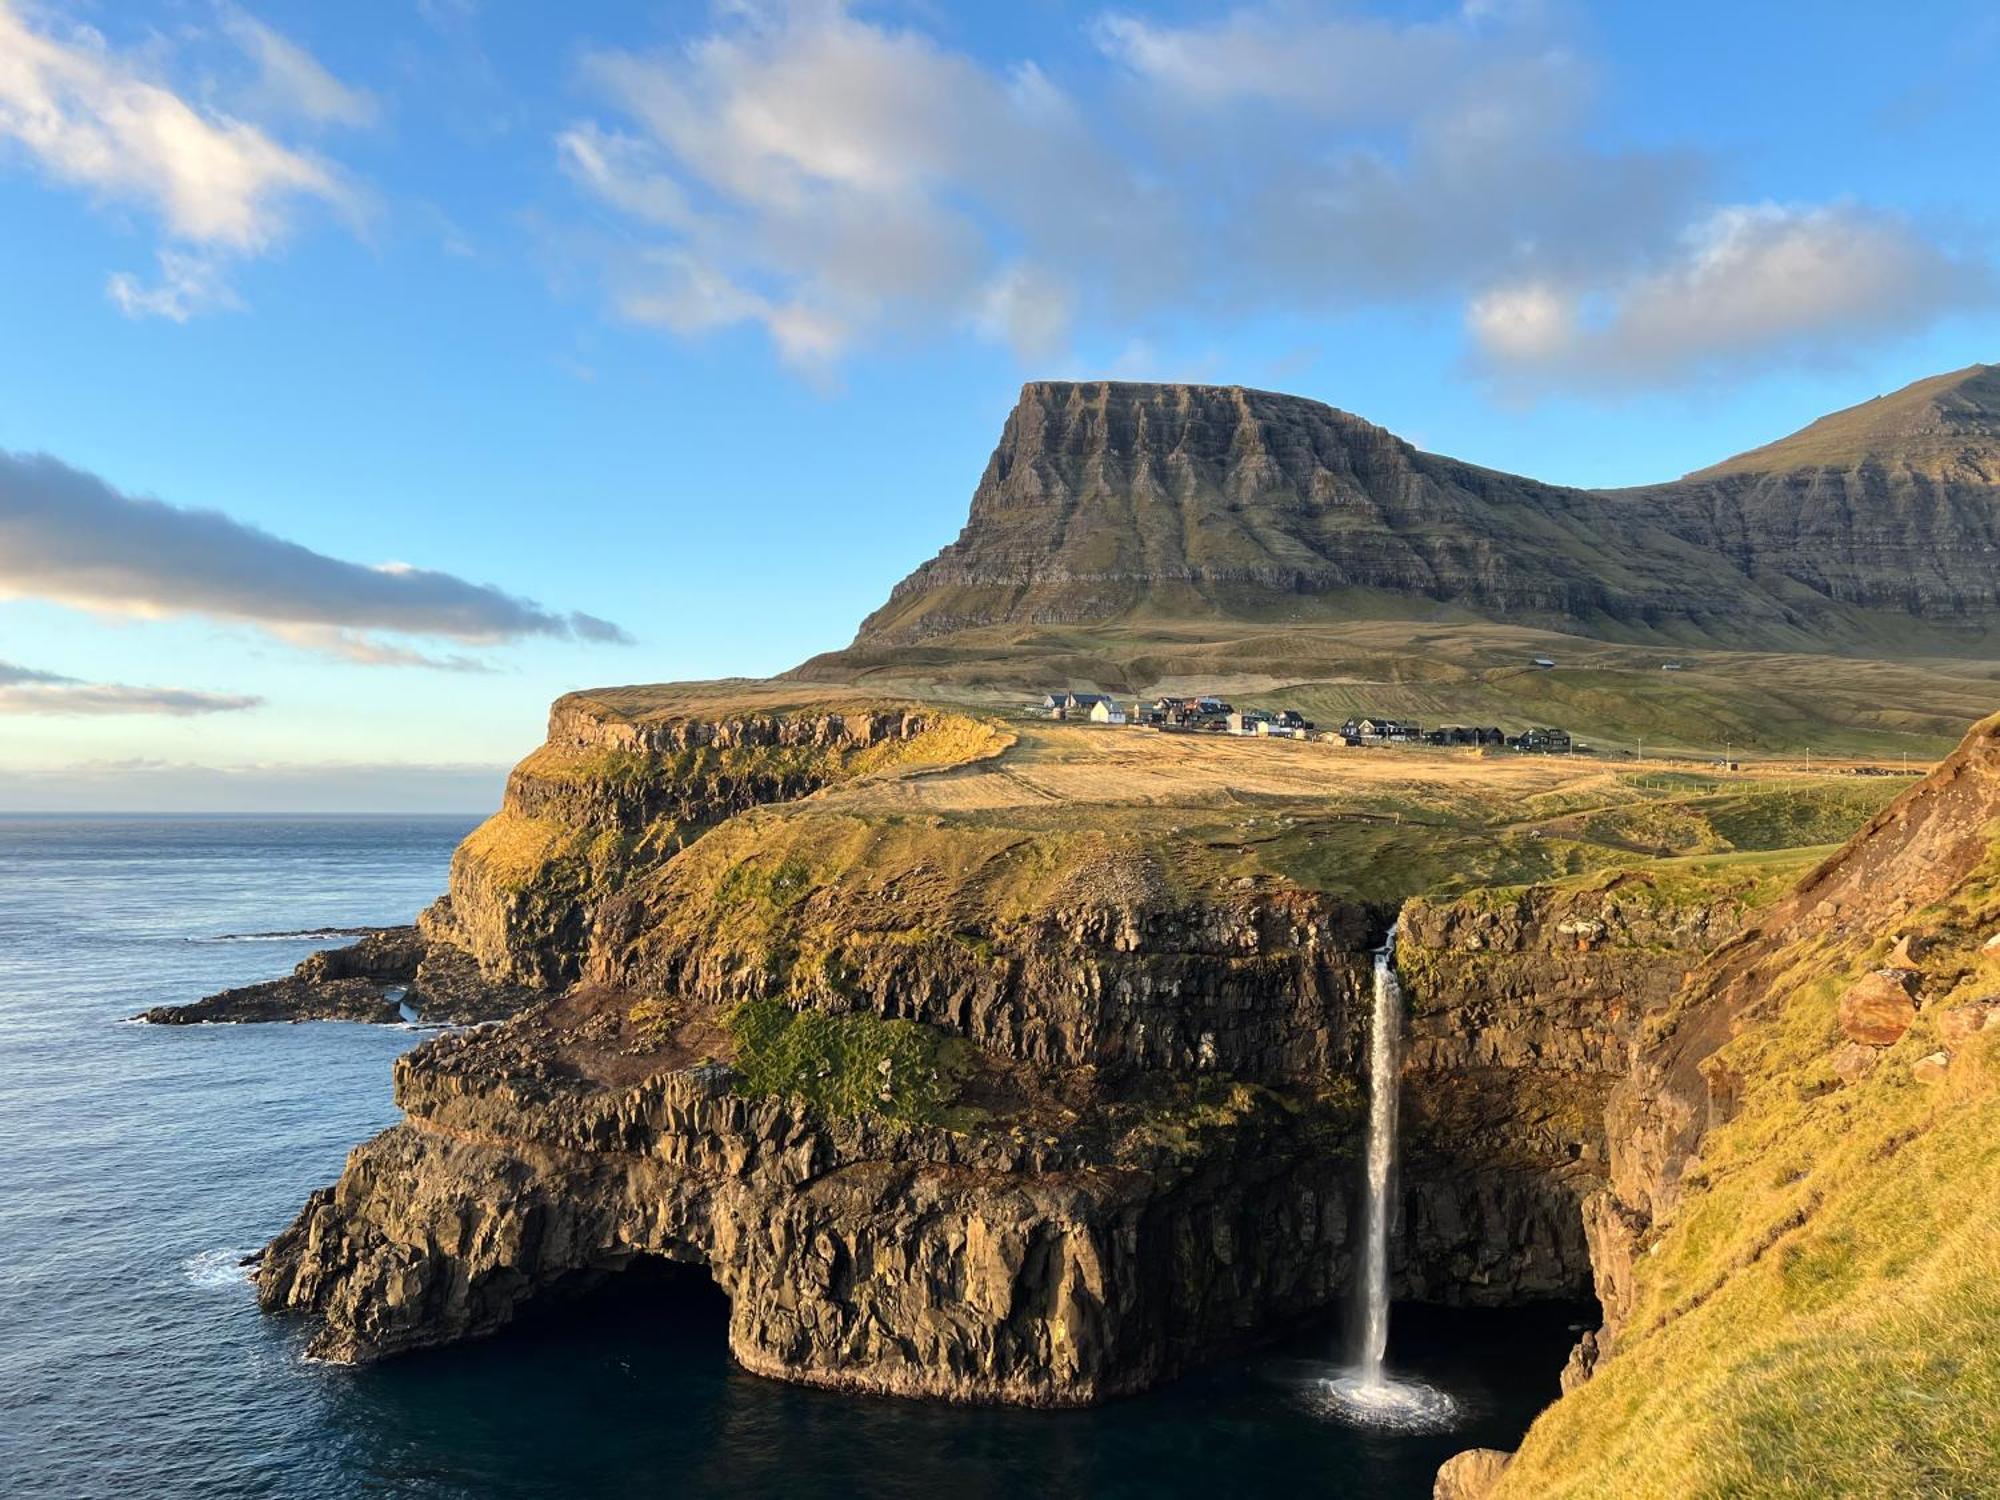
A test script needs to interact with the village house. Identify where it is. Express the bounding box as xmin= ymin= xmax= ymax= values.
xmin=1510 ymin=727 xmax=1573 ymax=754
xmin=1422 ymin=725 xmax=1505 ymax=747
xmin=1041 ymin=691 xmax=1116 ymax=721
xmin=1088 ymin=698 xmax=1128 ymax=726
xmin=1341 ymin=716 xmax=1423 ymax=745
